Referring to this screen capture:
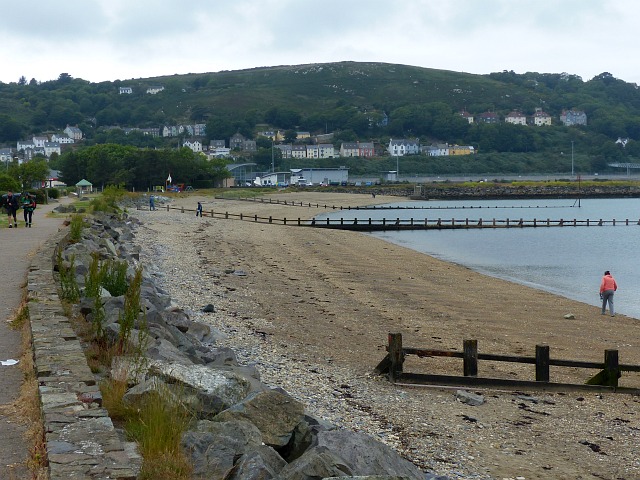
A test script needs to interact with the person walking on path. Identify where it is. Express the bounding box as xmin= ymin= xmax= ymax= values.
xmin=196 ymin=201 xmax=203 ymax=217
xmin=21 ymin=192 xmax=36 ymax=227
xmin=600 ymin=270 xmax=618 ymax=316
xmin=3 ymin=190 xmax=20 ymax=228
xmin=149 ymin=194 xmax=156 ymax=211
